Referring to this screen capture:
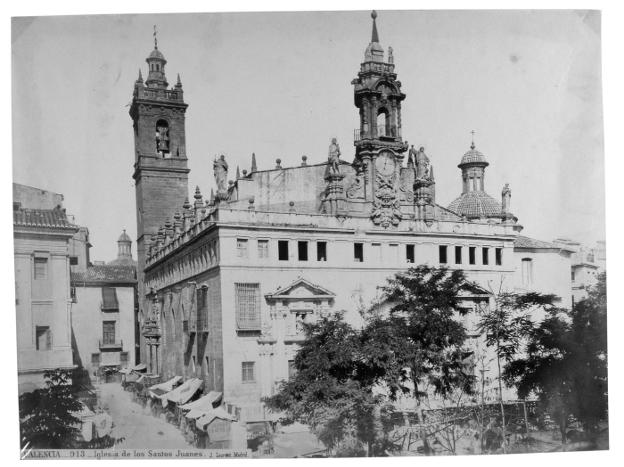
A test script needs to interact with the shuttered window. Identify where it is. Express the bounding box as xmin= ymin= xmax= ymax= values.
xmin=235 ymin=283 xmax=261 ymax=330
